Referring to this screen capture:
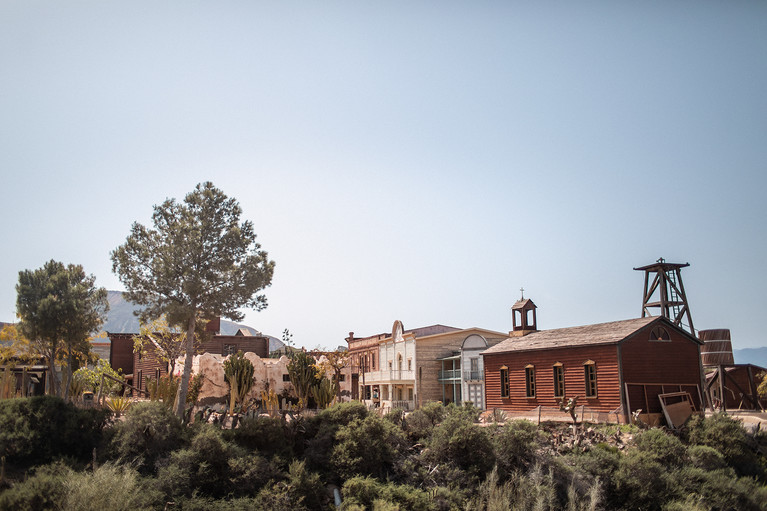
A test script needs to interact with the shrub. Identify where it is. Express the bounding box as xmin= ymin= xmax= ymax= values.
xmin=341 ymin=476 xmax=431 ymax=511
xmin=493 ymin=419 xmax=545 ymax=477
xmin=304 ymin=401 xmax=370 ymax=471
xmin=0 ymin=461 xmax=69 ymax=510
xmin=109 ymin=400 xmax=185 ymax=471
xmin=685 ymin=413 xmax=764 ymax=479
xmin=332 ymin=414 xmax=408 ymax=481
xmin=403 ymin=401 xmax=445 ymax=441
xmin=0 ymin=396 xmax=109 ymax=466
xmin=423 ymin=414 xmax=495 ymax=483
xmin=670 ymin=466 xmax=767 ymax=511
xmin=227 ymin=415 xmax=292 ymax=458
xmin=686 ymin=445 xmax=727 ymax=471
xmin=632 ymin=428 xmax=687 ymax=468
xmin=61 ymin=462 xmax=162 ymax=511
xmin=613 ymin=450 xmax=672 ymax=510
